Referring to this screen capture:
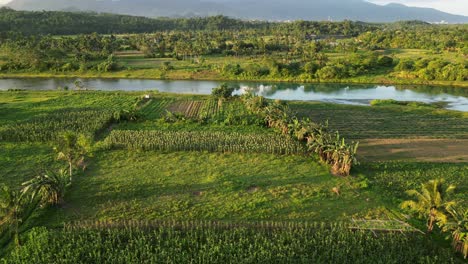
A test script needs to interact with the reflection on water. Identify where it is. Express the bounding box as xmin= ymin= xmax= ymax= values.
xmin=0 ymin=78 xmax=467 ymax=112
